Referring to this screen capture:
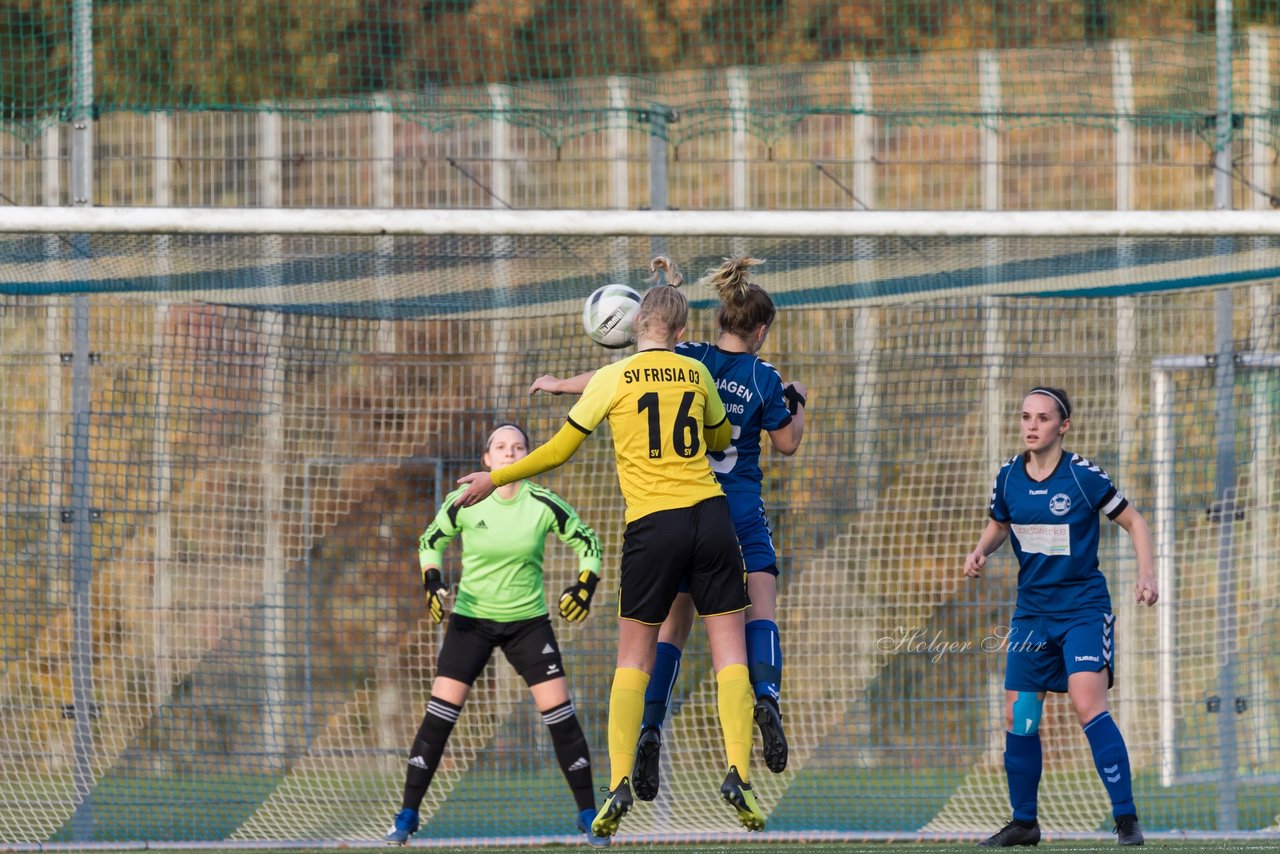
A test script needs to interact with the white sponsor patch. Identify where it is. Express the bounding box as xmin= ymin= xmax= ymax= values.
xmin=1011 ymin=523 xmax=1071 ymax=556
